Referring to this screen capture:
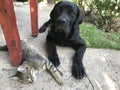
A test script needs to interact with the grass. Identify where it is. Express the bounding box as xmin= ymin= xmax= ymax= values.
xmin=80 ymin=23 xmax=120 ymax=50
